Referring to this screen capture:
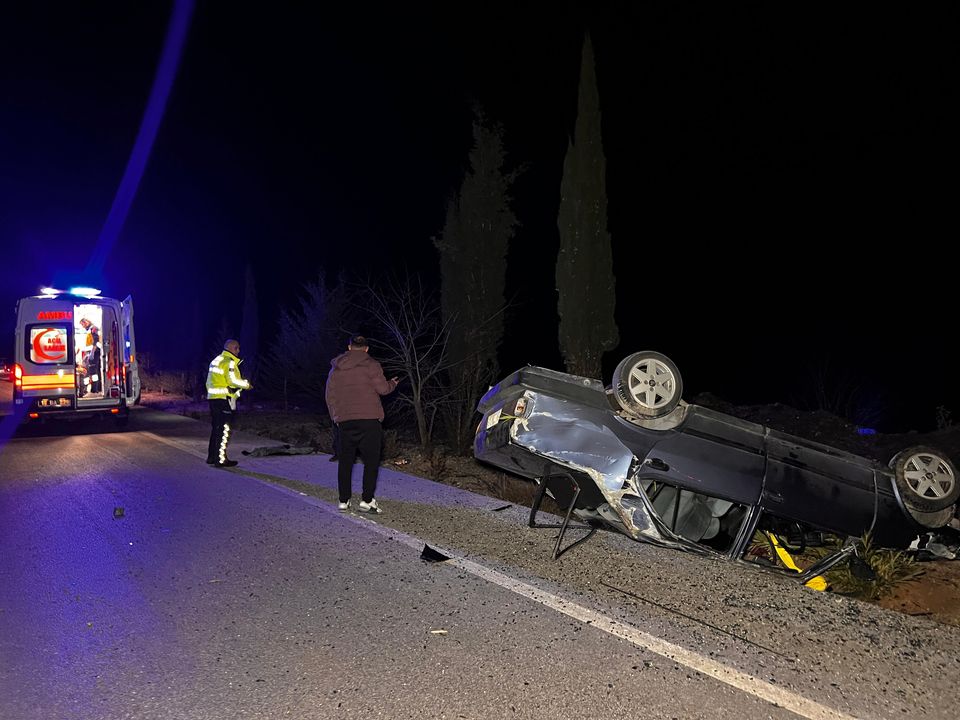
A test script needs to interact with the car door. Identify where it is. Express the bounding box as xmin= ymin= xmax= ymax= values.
xmin=632 ymin=407 xmax=767 ymax=508
xmin=762 ymin=430 xmax=878 ymax=537
xmin=121 ymin=296 xmax=140 ymax=403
